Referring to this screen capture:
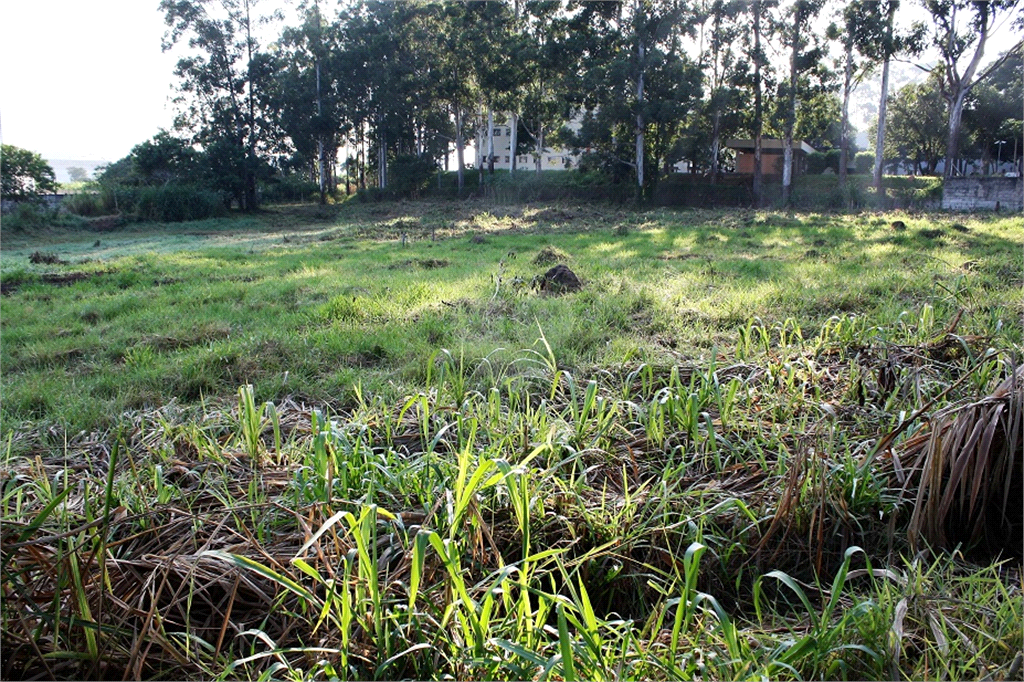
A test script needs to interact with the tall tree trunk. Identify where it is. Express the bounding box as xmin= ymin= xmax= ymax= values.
xmin=752 ymin=0 xmax=763 ymax=206
xmin=873 ymin=55 xmax=891 ymax=189
xmin=782 ymin=6 xmax=798 ymax=207
xmin=839 ymin=36 xmax=853 ymax=191
xmin=535 ymin=121 xmax=544 ymax=173
xmin=476 ymin=112 xmax=484 ymax=186
xmin=243 ymin=0 xmax=258 ymax=211
xmin=359 ymin=121 xmax=366 ymax=191
xmin=635 ymin=1 xmax=645 ymax=198
xmin=873 ymin=2 xmax=895 ymax=191
xmin=487 ymin=109 xmax=495 ymax=174
xmin=710 ymin=111 xmax=721 ymax=183
xmin=316 ymin=59 xmax=326 ymax=205
xmin=945 ymin=92 xmax=968 ymax=178
xmin=456 ymin=107 xmax=465 ymax=192
xmin=509 ymin=111 xmax=518 ymax=172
